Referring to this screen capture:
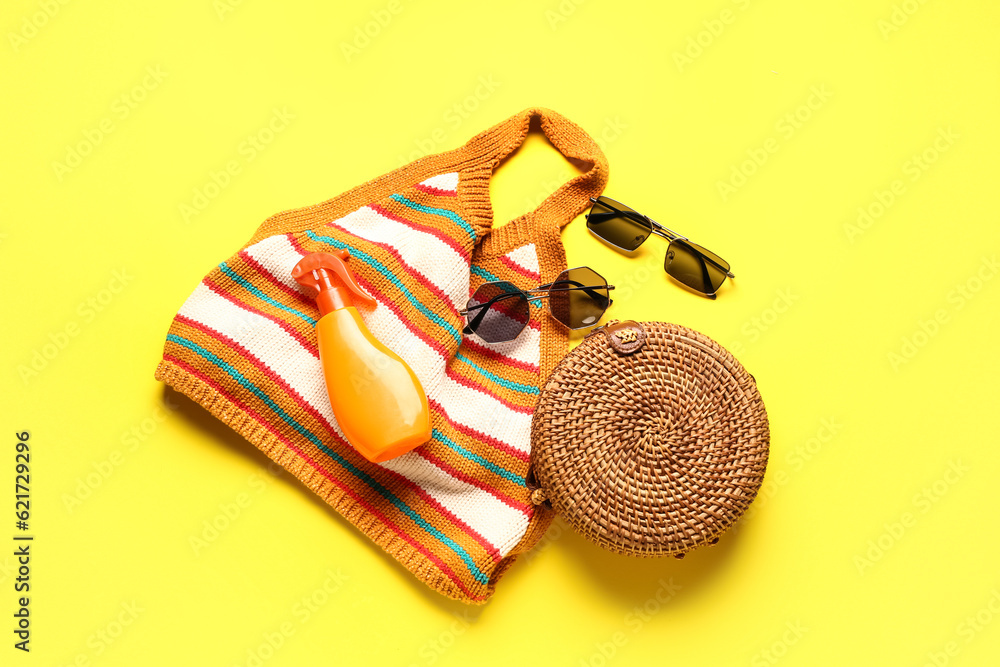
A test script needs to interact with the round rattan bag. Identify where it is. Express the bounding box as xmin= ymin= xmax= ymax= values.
xmin=529 ymin=320 xmax=769 ymax=558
